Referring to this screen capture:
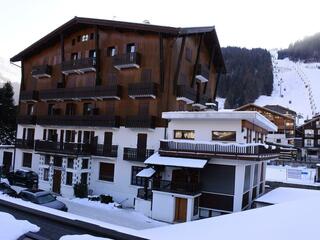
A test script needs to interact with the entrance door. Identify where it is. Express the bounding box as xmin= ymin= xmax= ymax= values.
xmin=52 ymin=169 xmax=61 ymax=194
xmin=175 ymin=197 xmax=187 ymax=222
xmin=2 ymin=152 xmax=12 ymax=176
